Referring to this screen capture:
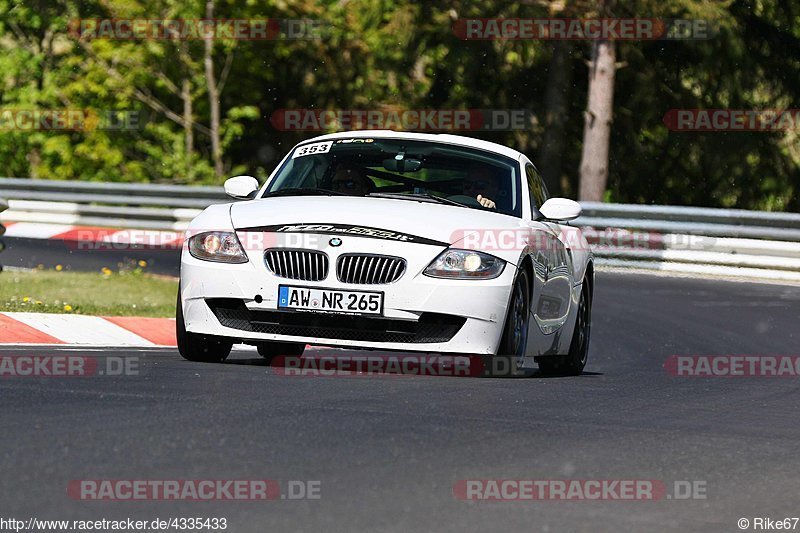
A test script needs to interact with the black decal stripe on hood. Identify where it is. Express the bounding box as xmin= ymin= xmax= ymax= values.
xmin=236 ymin=223 xmax=447 ymax=247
